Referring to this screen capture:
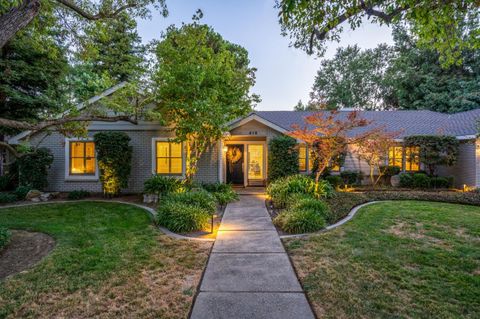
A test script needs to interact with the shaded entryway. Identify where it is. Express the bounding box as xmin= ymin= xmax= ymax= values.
xmin=190 ymin=195 xmax=314 ymax=319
